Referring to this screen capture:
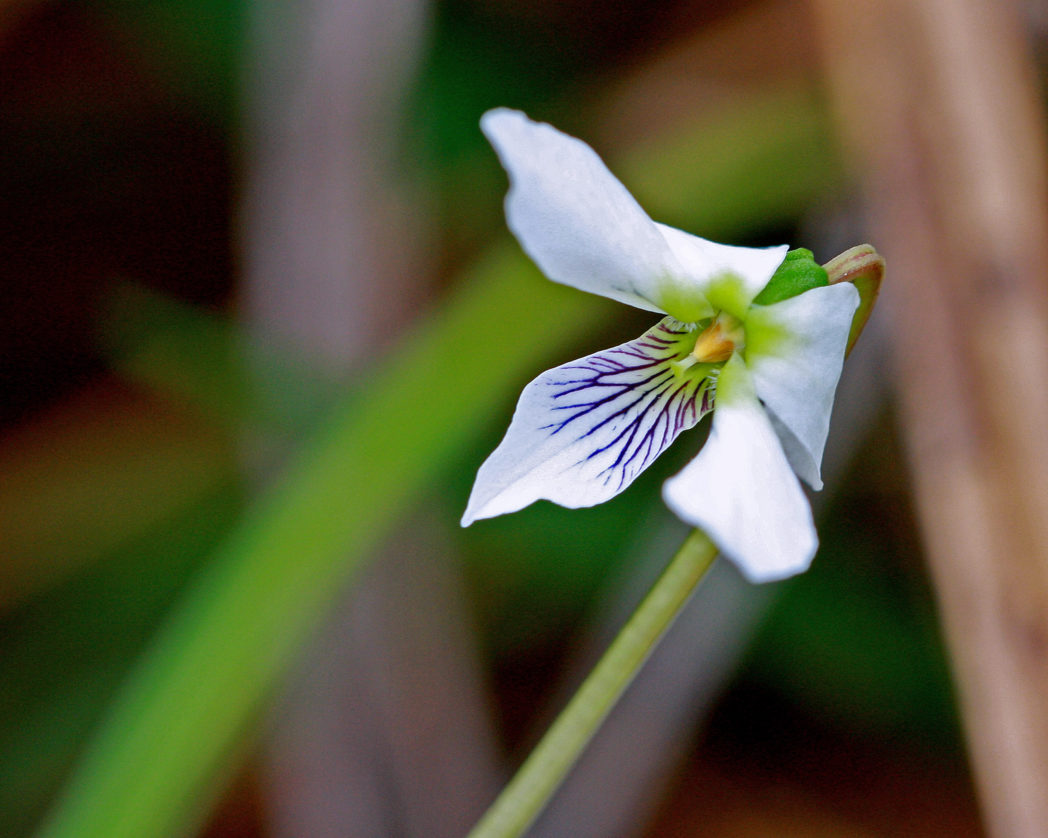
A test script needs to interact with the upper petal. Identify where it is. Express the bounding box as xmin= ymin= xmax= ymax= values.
xmin=744 ymin=283 xmax=859 ymax=489
xmin=662 ymin=354 xmax=817 ymax=583
xmin=462 ymin=318 xmax=714 ymax=525
xmin=656 ymin=224 xmax=789 ymax=320
xmin=481 ymin=109 xmax=705 ymax=318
